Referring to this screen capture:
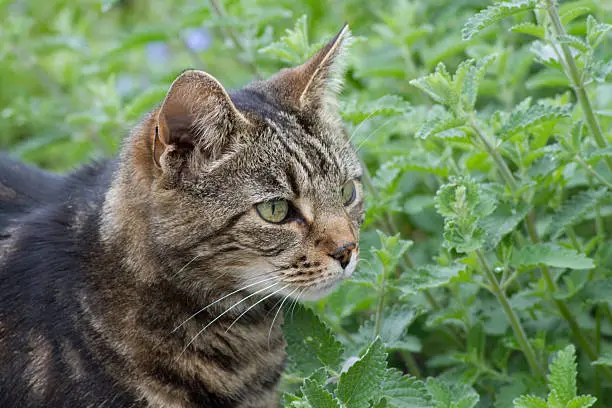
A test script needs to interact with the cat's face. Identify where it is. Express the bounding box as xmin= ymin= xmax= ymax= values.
xmin=148 ymin=26 xmax=362 ymax=301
